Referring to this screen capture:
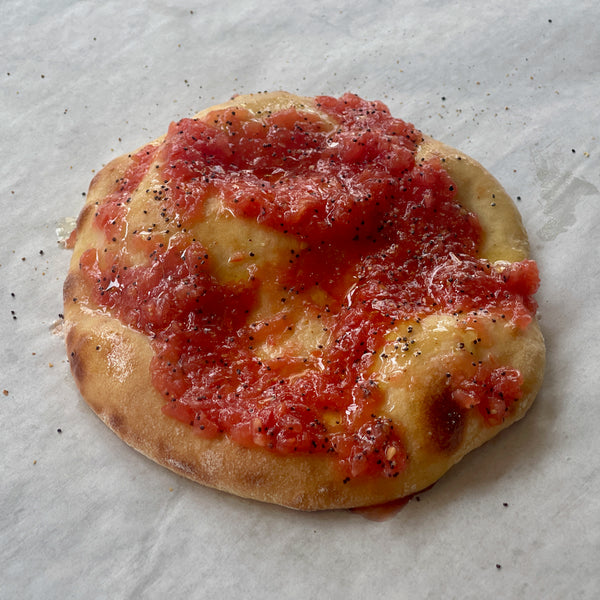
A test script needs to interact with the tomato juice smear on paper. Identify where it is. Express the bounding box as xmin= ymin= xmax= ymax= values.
xmin=79 ymin=93 xmax=539 ymax=480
